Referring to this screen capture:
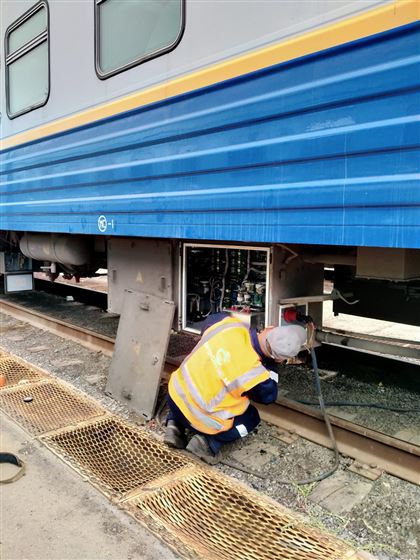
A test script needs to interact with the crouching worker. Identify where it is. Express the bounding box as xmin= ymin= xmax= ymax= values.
xmin=164 ymin=312 xmax=307 ymax=463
